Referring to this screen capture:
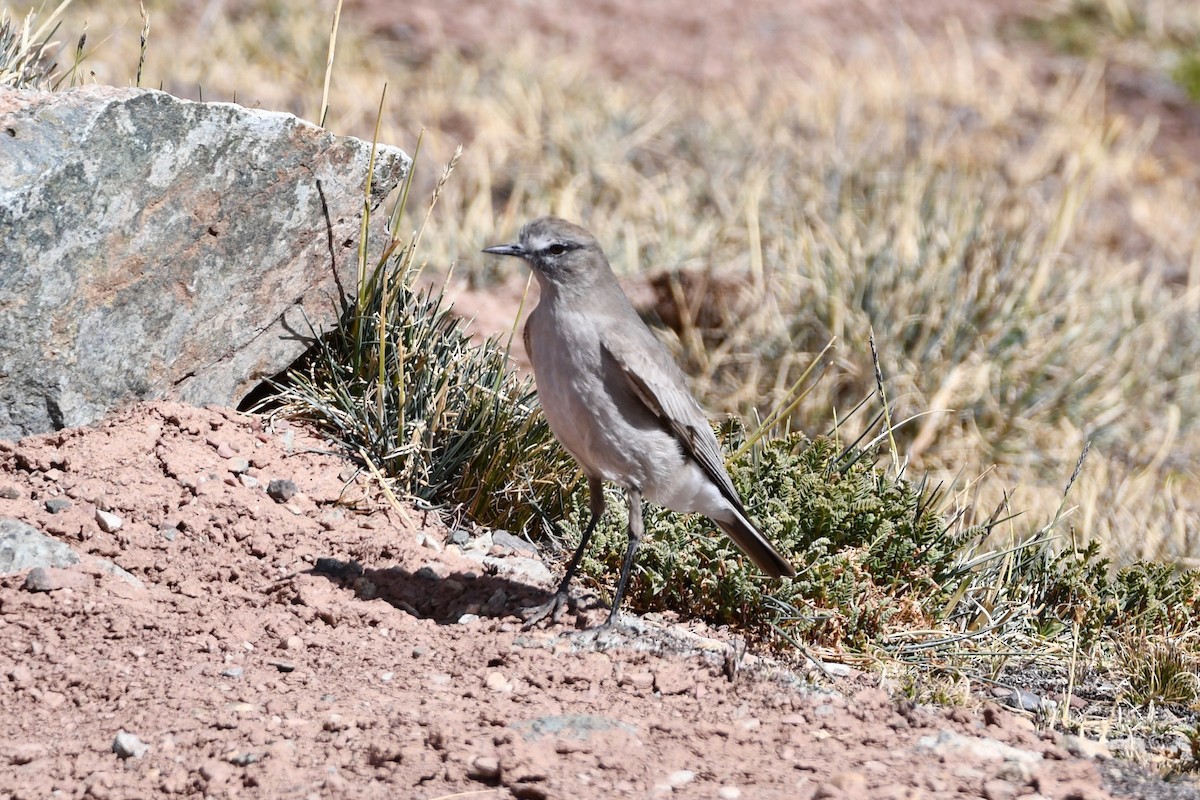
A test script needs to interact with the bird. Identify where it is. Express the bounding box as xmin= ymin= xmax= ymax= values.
xmin=483 ymin=216 xmax=795 ymax=630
